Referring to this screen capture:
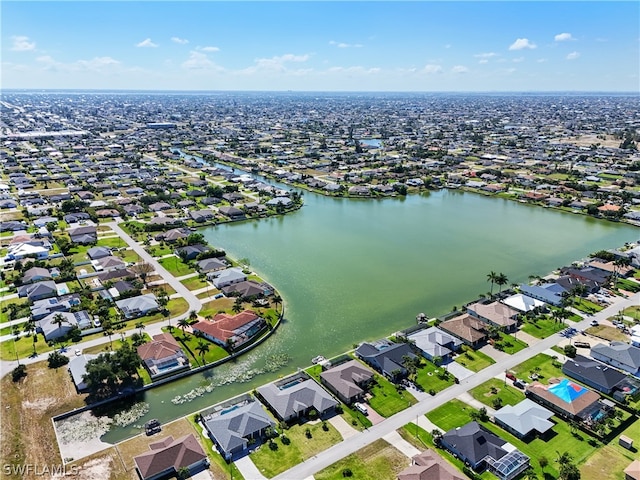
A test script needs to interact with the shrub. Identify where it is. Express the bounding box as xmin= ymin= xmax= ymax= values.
xmin=322 ymin=422 xmax=329 ymax=431
xmin=305 ymin=428 xmax=312 ymax=438
xmin=564 ymin=344 xmax=577 ymax=358
xmin=342 ymin=469 xmax=353 ymax=477
xmin=281 ymin=435 xmax=290 ymax=445
xmin=12 ymin=364 xmax=27 ymax=382
xmin=268 ymin=440 xmax=278 ymax=451
xmin=429 ymin=389 xmax=436 ymax=396
xmin=48 ymin=351 xmax=70 ymax=368
xmin=335 ymin=404 xmax=343 ymax=414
